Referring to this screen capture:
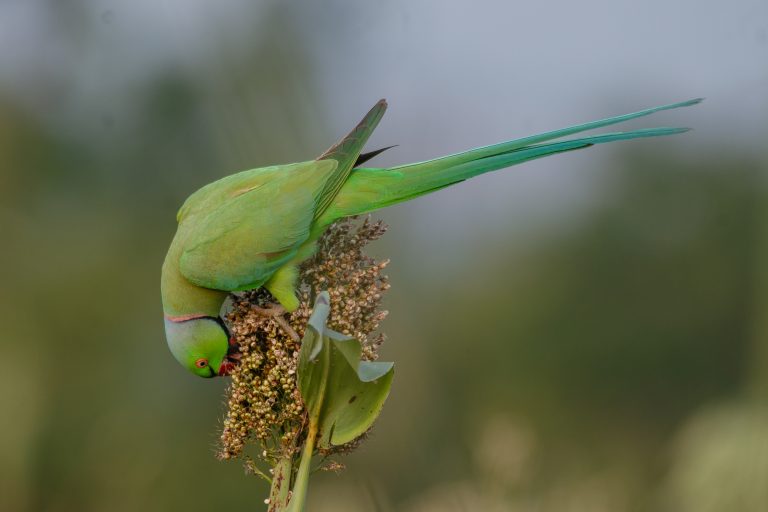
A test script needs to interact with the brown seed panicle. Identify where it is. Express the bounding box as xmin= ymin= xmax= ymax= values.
xmin=218 ymin=217 xmax=390 ymax=466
